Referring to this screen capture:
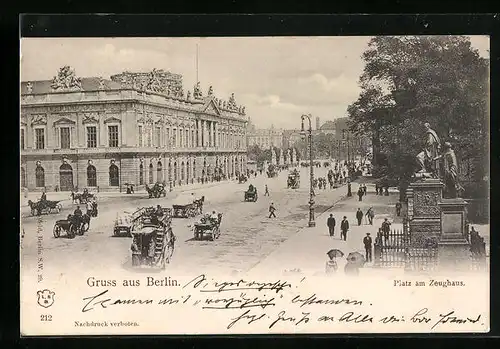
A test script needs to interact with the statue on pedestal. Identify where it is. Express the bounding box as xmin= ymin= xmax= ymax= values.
xmin=186 ymin=90 xmax=191 ymax=100
xmin=207 ymin=86 xmax=214 ymax=97
xmin=433 ymin=142 xmax=464 ymax=199
xmin=416 ymin=122 xmax=441 ymax=177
